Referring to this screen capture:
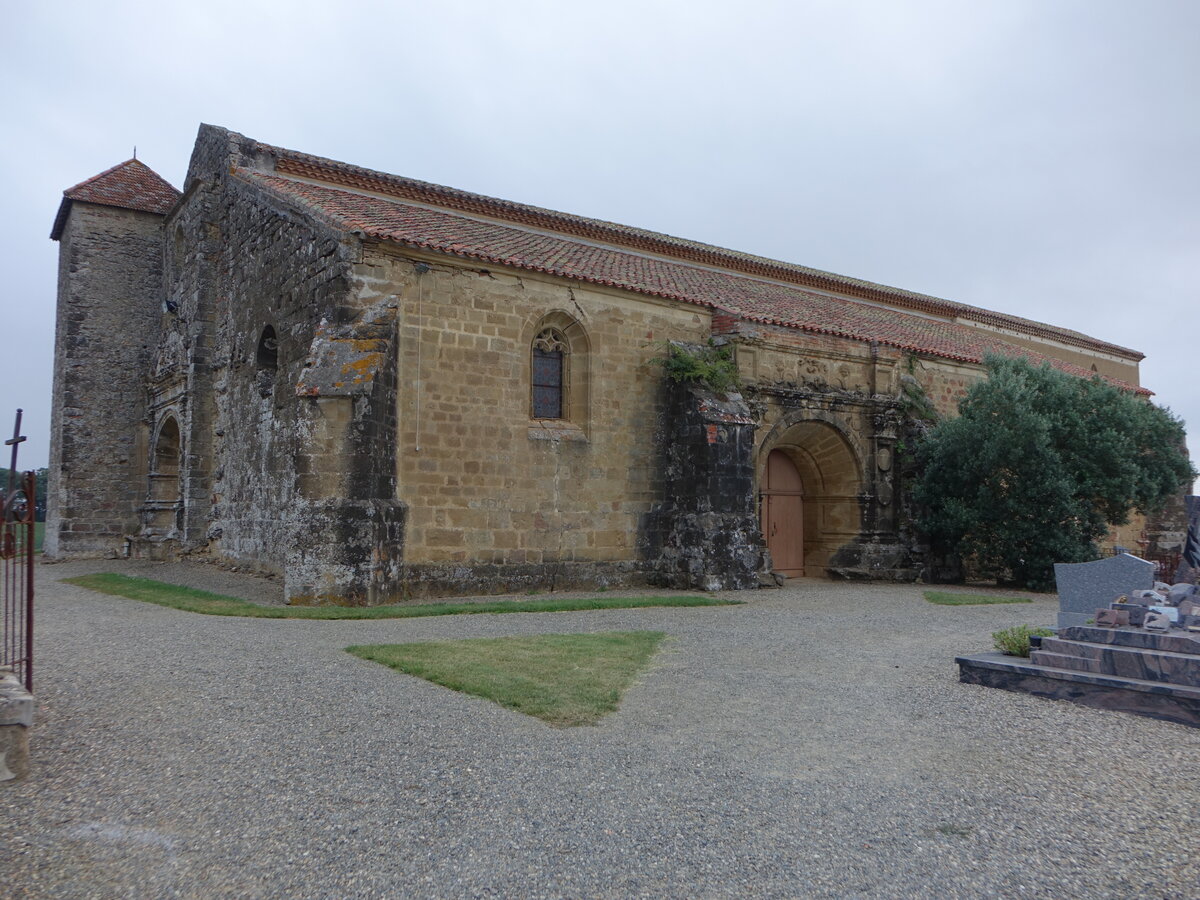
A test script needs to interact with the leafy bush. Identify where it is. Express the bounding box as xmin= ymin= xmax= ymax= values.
xmin=913 ymin=355 xmax=1195 ymax=590
xmin=992 ymin=624 xmax=1056 ymax=657
xmin=652 ymin=341 xmax=740 ymax=394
